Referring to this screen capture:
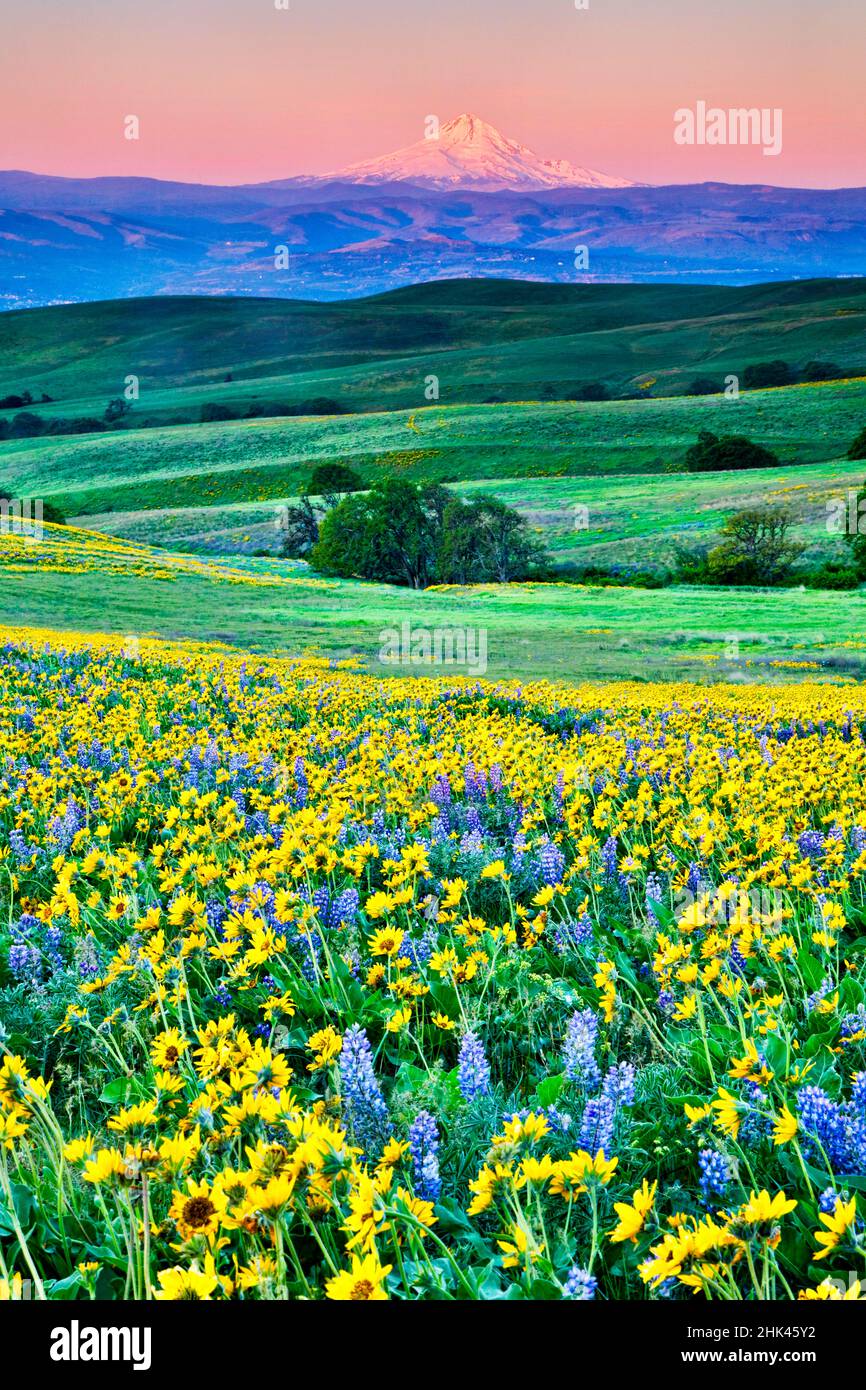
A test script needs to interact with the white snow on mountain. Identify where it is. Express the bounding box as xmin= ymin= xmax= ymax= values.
xmin=325 ymin=114 xmax=634 ymax=191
